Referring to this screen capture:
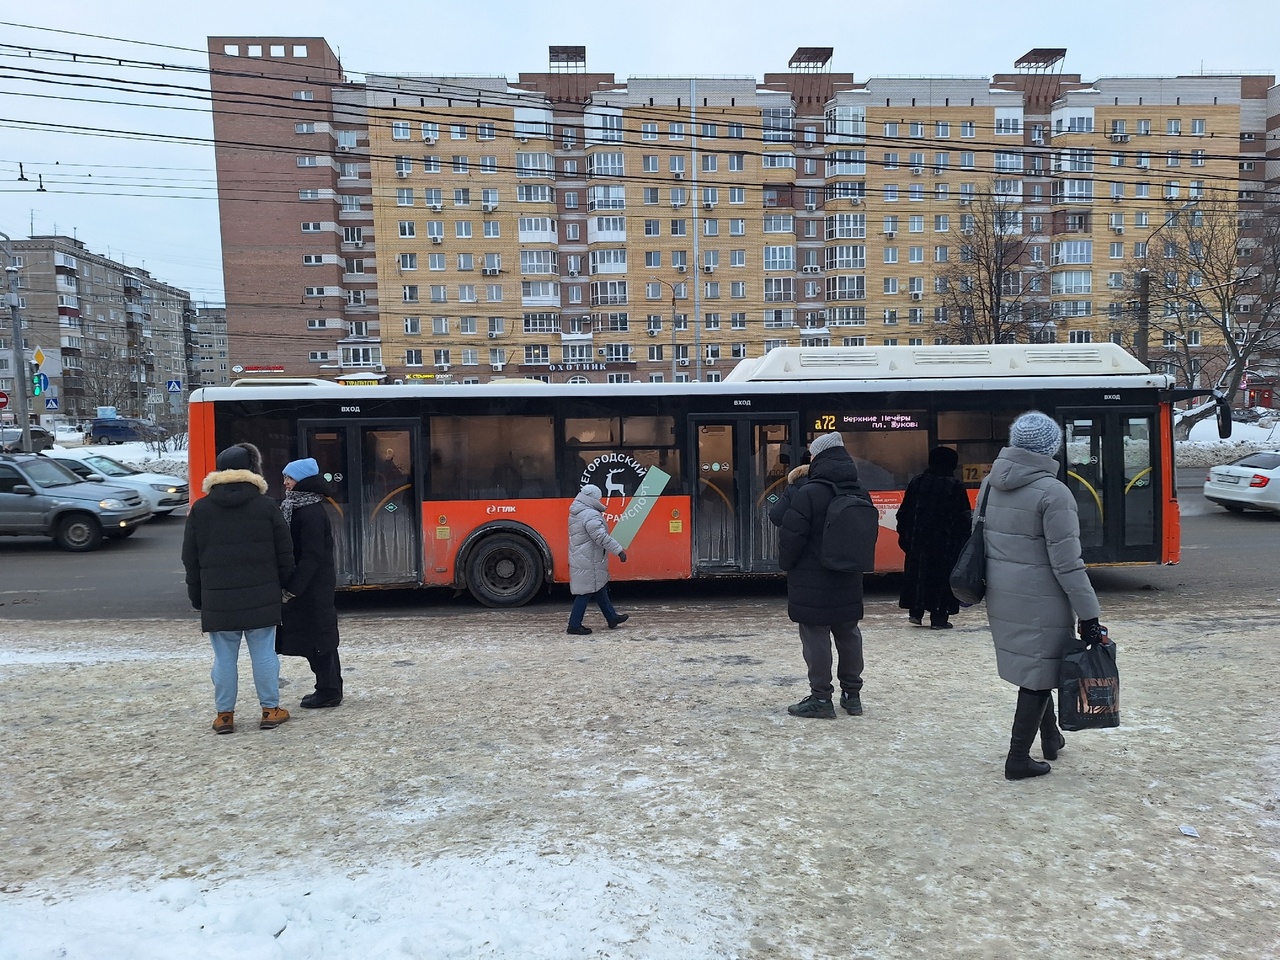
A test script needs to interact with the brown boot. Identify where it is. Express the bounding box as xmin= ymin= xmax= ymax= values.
xmin=259 ymin=706 xmax=290 ymax=730
xmin=212 ymin=711 xmax=235 ymax=735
